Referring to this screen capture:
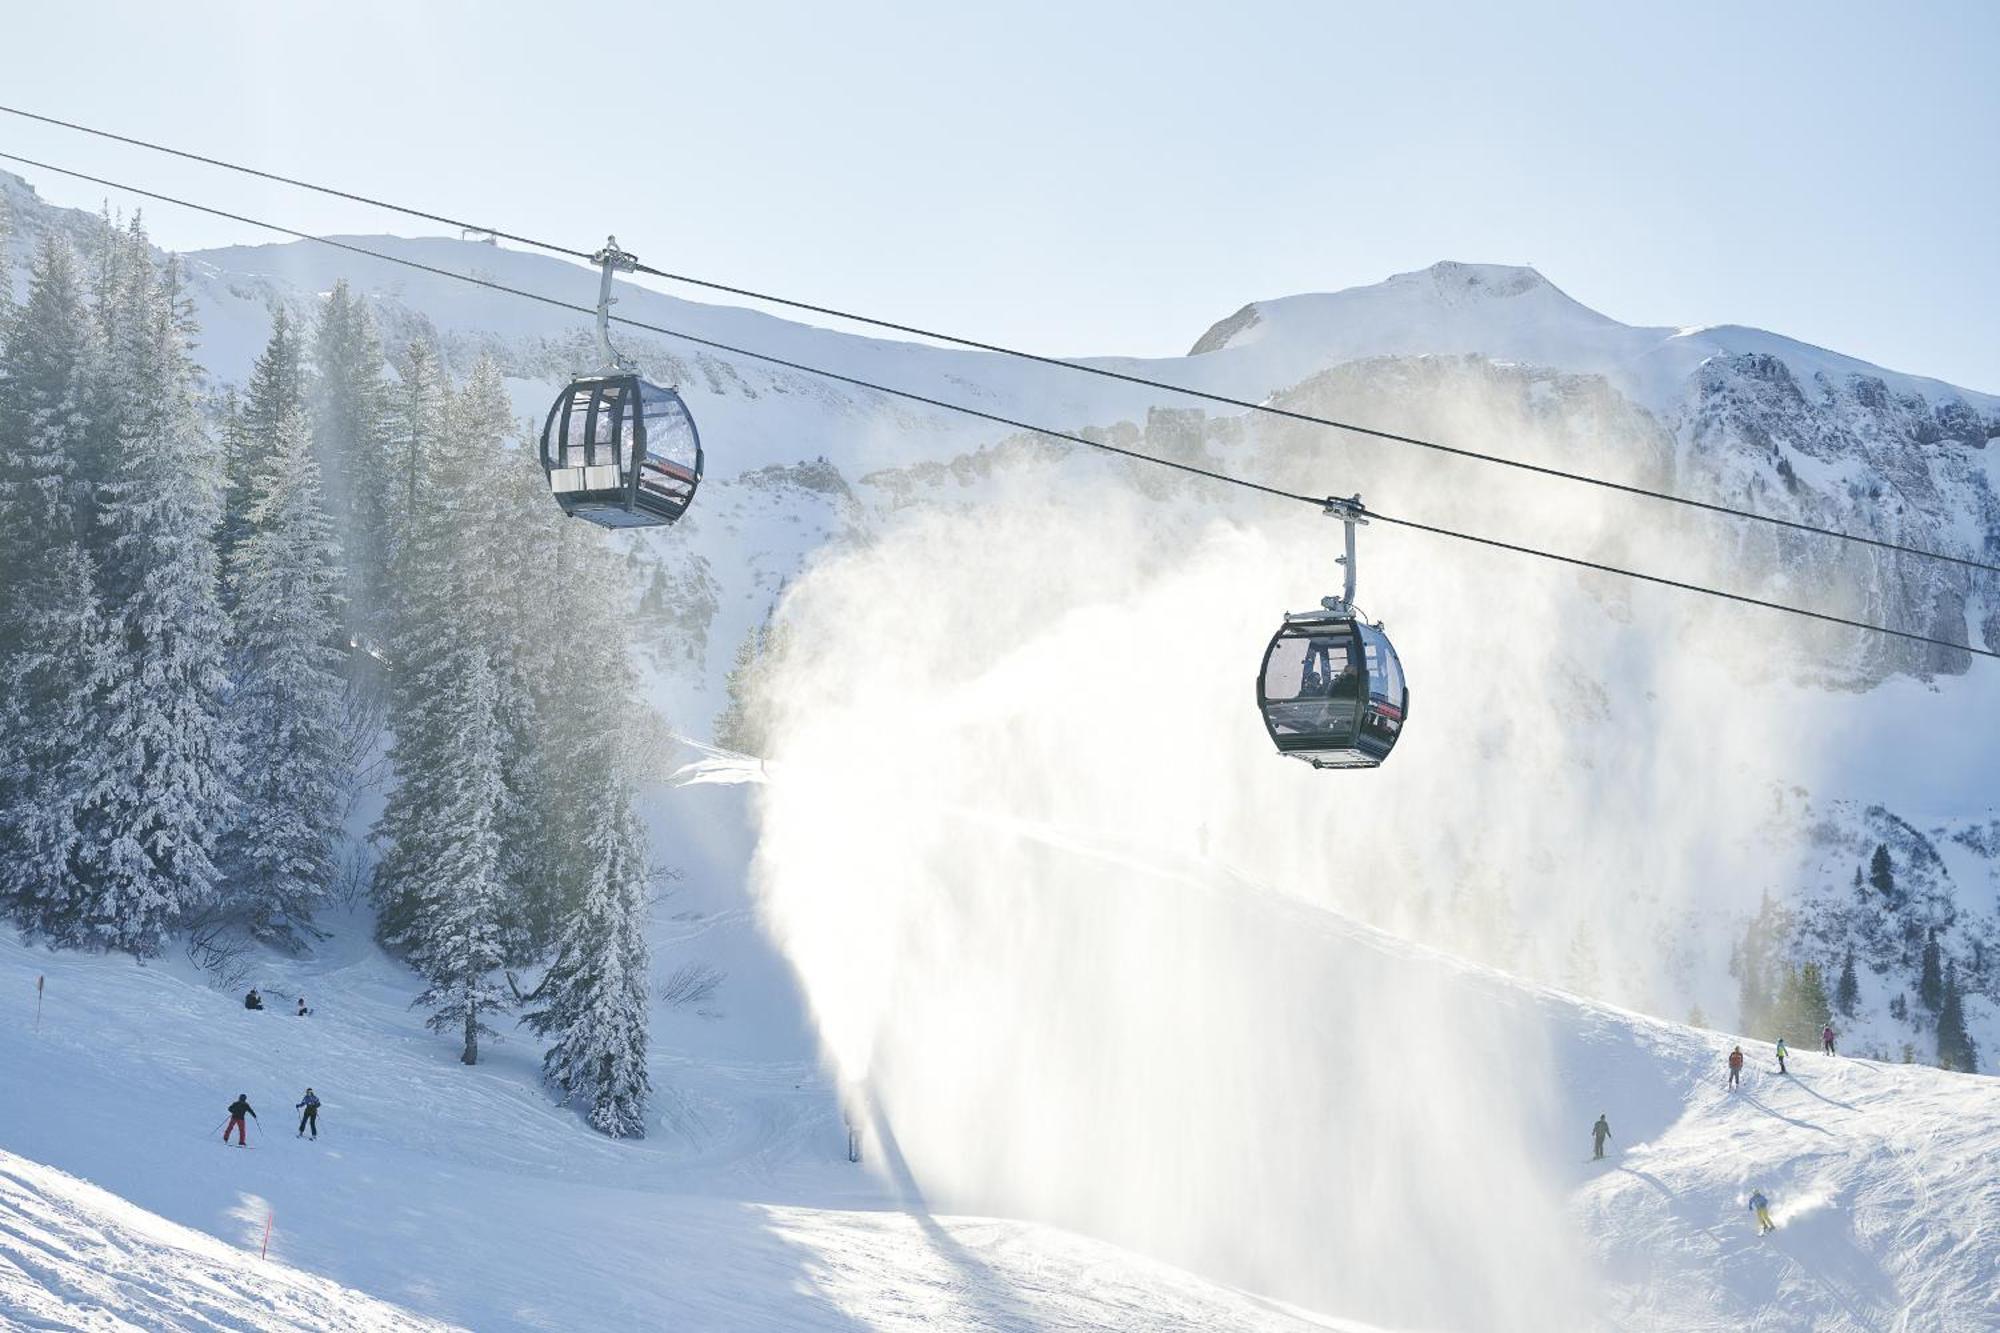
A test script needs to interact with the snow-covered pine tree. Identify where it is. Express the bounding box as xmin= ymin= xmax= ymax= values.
xmin=81 ymin=238 xmax=231 ymax=954
xmin=309 ymin=282 xmax=394 ymax=638
xmin=221 ymin=402 xmax=348 ymax=949
xmin=1935 ymin=961 xmax=1977 ymax=1072
xmin=0 ymin=186 xmax=15 ymax=324
xmin=1835 ymin=948 xmax=1860 ymax=1018
xmin=1869 ymin=844 xmax=1896 ymax=903
xmin=0 ymin=237 xmax=117 ymax=941
xmin=404 ymin=639 xmax=510 ymax=1065
xmin=384 ymin=340 xmax=447 ymax=584
xmin=220 ymin=307 xmax=305 ymax=572
xmin=522 ymin=522 xmax=653 ymax=1137
xmin=715 ymin=606 xmax=788 ymax=757
xmin=1793 ymin=961 xmax=1831 ymax=1038
xmin=456 ymin=360 xmax=559 ymax=960
xmin=1919 ymin=929 xmax=1944 ymax=1012
xmin=371 ymin=345 xmax=512 ymax=1061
